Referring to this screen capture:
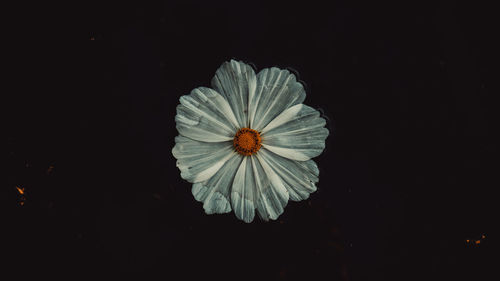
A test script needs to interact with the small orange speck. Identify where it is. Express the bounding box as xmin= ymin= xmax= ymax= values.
xmin=481 ymin=234 xmax=486 ymax=239
xmin=20 ymin=201 xmax=25 ymax=206
xmin=466 ymin=239 xmax=470 ymax=243
xmin=16 ymin=186 xmax=25 ymax=195
xmin=475 ymin=240 xmax=481 ymax=245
